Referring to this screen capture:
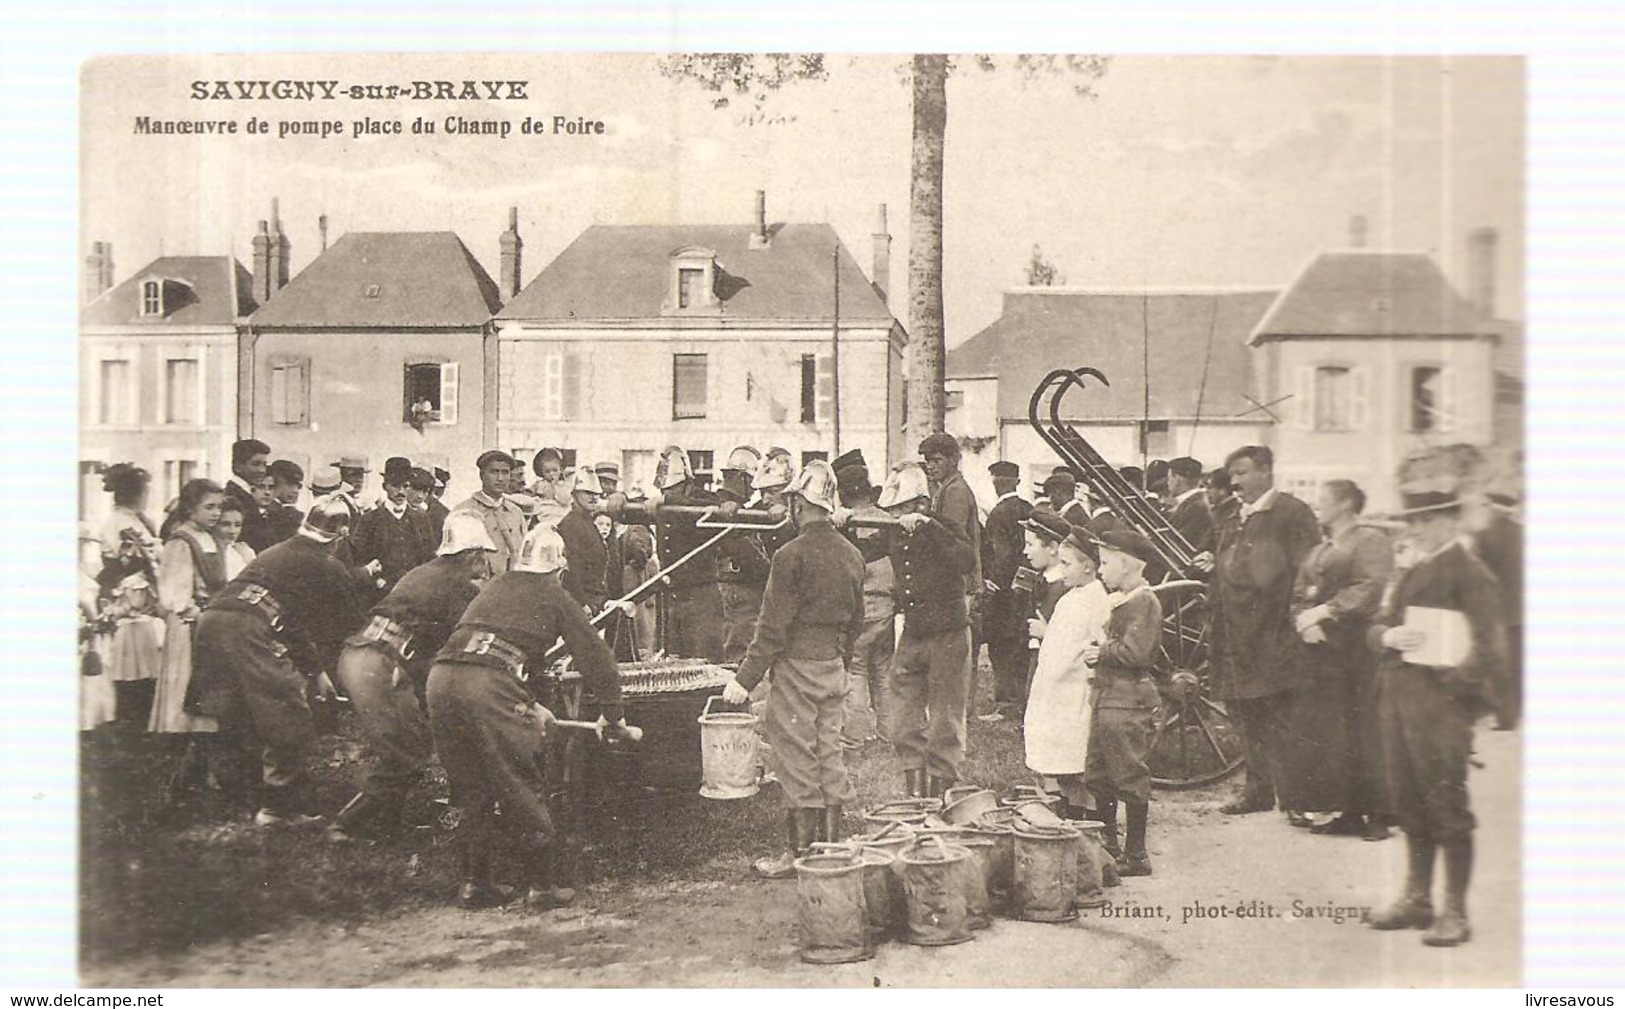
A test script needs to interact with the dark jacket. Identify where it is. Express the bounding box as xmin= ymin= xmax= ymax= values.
xmin=355 ymin=555 xmax=482 ymax=682
xmin=265 ymin=503 xmax=305 ymax=546
xmin=657 ymin=483 xmax=721 ymax=589
xmin=437 ymin=570 xmax=624 ymax=721
xmin=558 ymin=504 xmax=609 ymax=613
xmin=424 ymin=497 xmax=450 ymax=547
xmin=982 ymin=493 xmax=1033 ymax=592
xmin=350 ymin=503 xmax=436 ymax=599
xmin=931 ymin=470 xmax=983 ymax=595
xmin=735 ymin=520 xmax=866 ymax=691
xmin=1366 ymin=541 xmax=1504 ymax=699
xmin=1210 ymin=490 xmax=1322 ymax=700
xmin=1169 ymin=490 xmax=1215 ymax=555
xmin=204 ymin=533 xmax=361 ymax=676
xmin=1473 ymin=513 xmax=1523 ymax=629
xmin=1093 ymin=584 xmax=1164 ymax=708
xmin=889 ymin=516 xmax=977 ymax=638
